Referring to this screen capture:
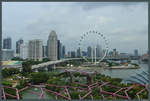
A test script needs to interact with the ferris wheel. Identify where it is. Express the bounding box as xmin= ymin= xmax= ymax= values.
xmin=78 ymin=30 xmax=109 ymax=64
